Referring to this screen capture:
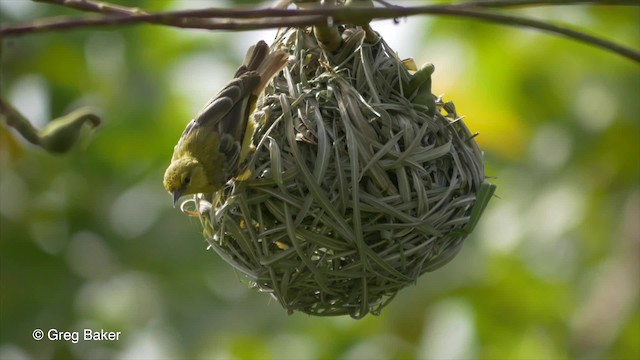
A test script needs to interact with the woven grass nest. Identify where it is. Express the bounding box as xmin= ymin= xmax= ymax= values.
xmin=185 ymin=25 xmax=495 ymax=318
